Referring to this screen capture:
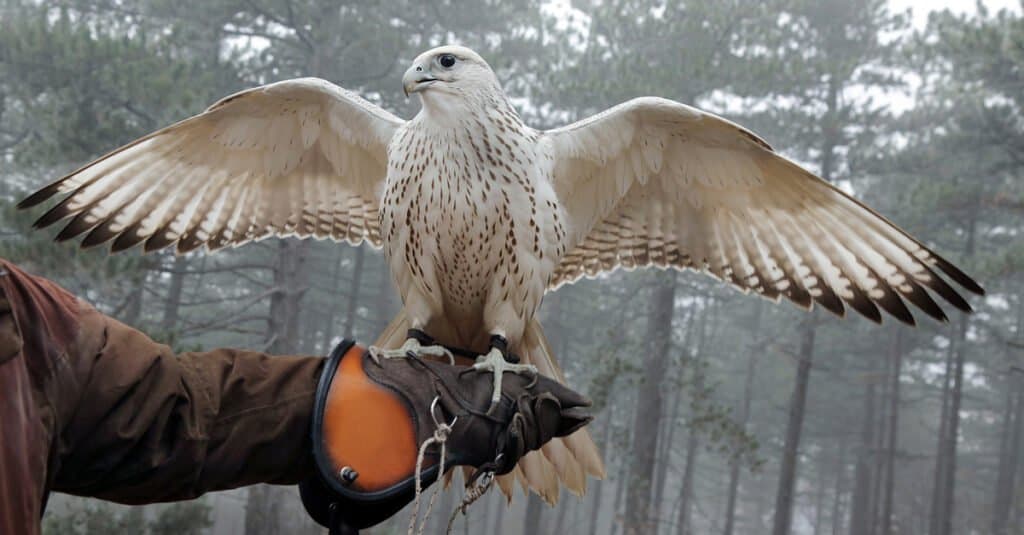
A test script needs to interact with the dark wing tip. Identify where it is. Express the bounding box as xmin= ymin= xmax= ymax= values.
xmin=54 ymin=224 xmax=83 ymax=243
xmin=143 ymin=232 xmax=177 ymax=253
xmin=18 ymin=183 xmax=63 ymax=209
xmin=176 ymin=234 xmax=207 ymax=254
xmin=879 ymin=296 xmax=916 ymax=327
xmin=110 ymin=233 xmax=143 ymax=253
xmin=901 ymin=283 xmax=949 ymax=324
xmin=813 ymin=290 xmax=846 ymax=319
xmin=963 ymin=277 xmax=985 ymax=296
xmin=895 ymin=312 xmax=917 ymax=327
xmin=932 ymin=256 xmax=985 ymax=296
xmin=33 ymin=201 xmax=75 ymax=229
xmin=847 ymin=290 xmax=883 ymax=325
xmin=80 ymin=225 xmax=119 ymax=249
xmin=53 ymin=212 xmax=98 ymax=243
